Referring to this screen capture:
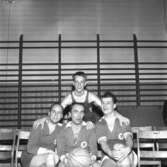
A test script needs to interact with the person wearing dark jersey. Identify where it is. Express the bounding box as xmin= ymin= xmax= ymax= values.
xmin=61 ymin=71 xmax=102 ymax=123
